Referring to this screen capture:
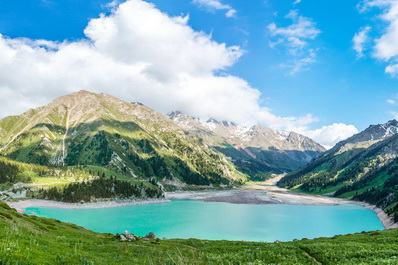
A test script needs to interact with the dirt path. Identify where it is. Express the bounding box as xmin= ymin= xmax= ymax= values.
xmin=301 ymin=248 xmax=322 ymax=265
